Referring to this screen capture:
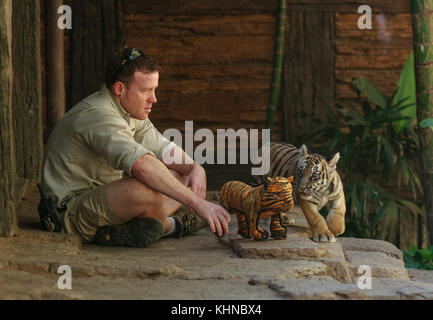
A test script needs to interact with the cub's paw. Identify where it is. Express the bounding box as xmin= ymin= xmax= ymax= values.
xmin=311 ymin=231 xmax=336 ymax=243
xmin=253 ymin=228 xmax=269 ymax=241
xmin=326 ymin=214 xmax=345 ymax=236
